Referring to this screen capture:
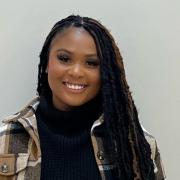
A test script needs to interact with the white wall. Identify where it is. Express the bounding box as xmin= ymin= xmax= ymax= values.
xmin=0 ymin=0 xmax=179 ymax=179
